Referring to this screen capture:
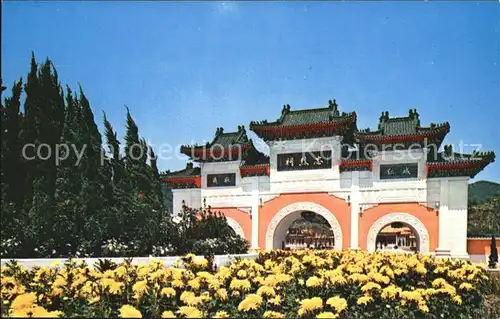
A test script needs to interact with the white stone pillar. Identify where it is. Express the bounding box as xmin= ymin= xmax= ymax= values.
xmin=436 ymin=179 xmax=451 ymax=254
xmin=251 ymin=178 xmax=260 ymax=249
xmin=448 ymin=178 xmax=469 ymax=258
xmin=350 ymin=171 xmax=360 ymax=249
